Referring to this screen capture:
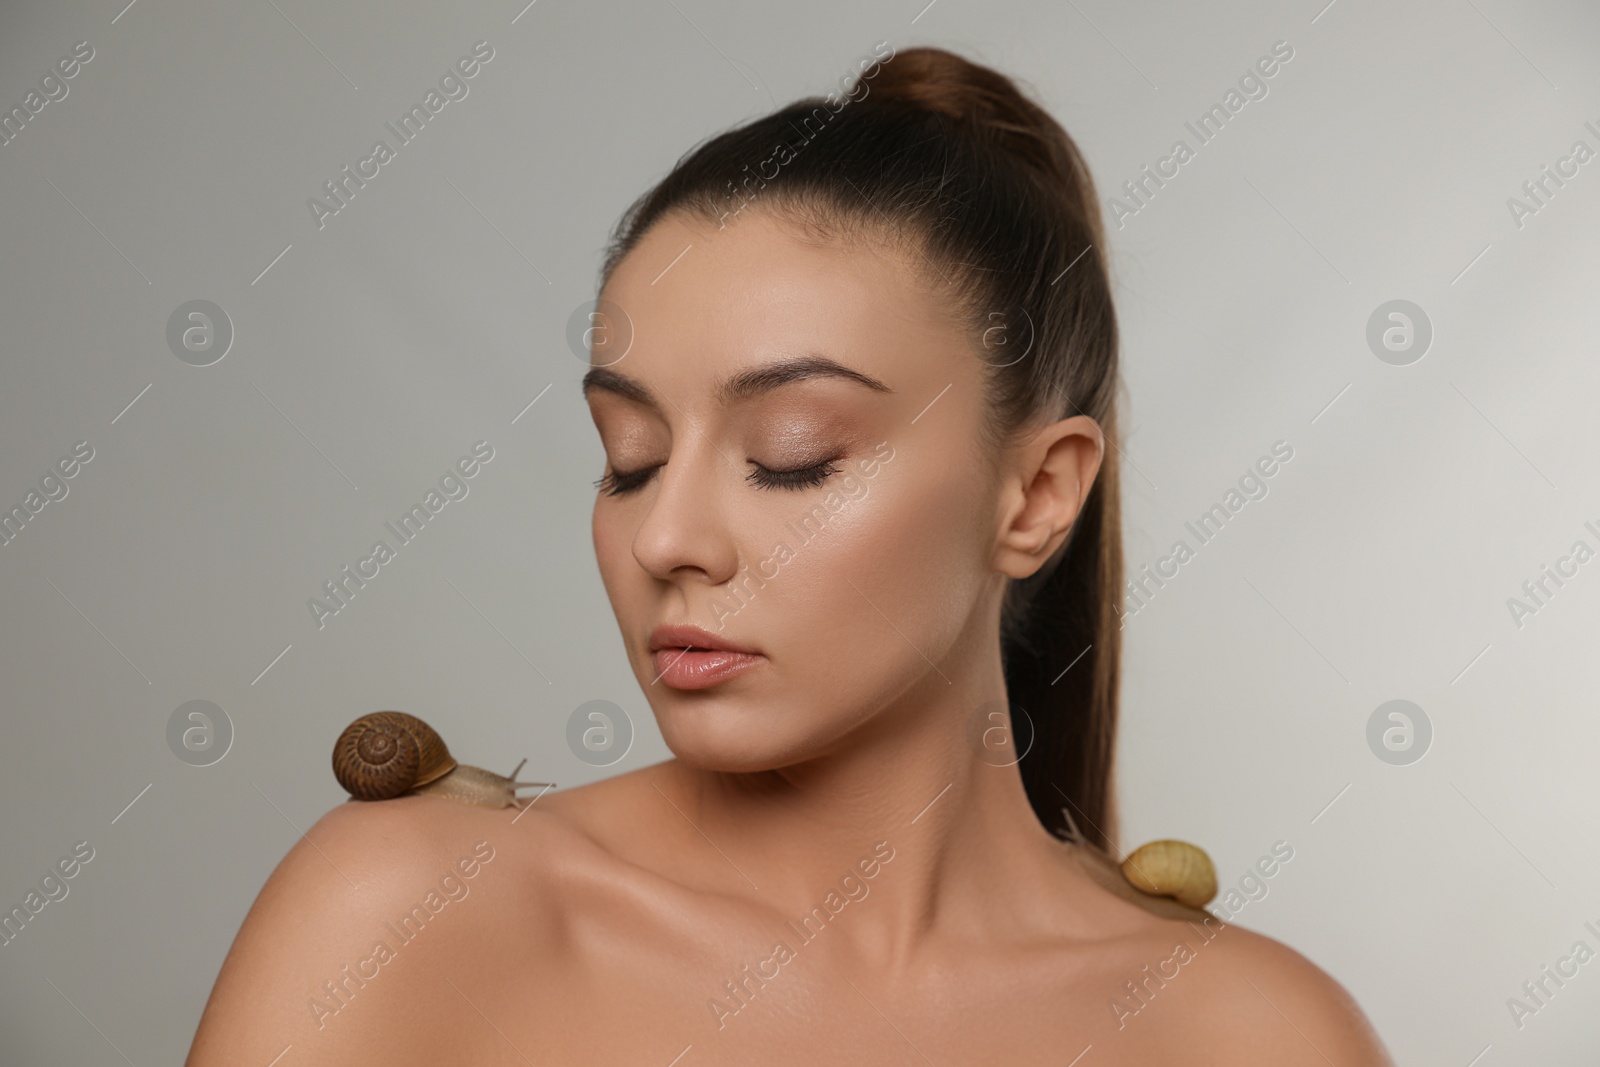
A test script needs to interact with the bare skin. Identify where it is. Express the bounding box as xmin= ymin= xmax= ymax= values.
xmin=187 ymin=210 xmax=1393 ymax=1065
